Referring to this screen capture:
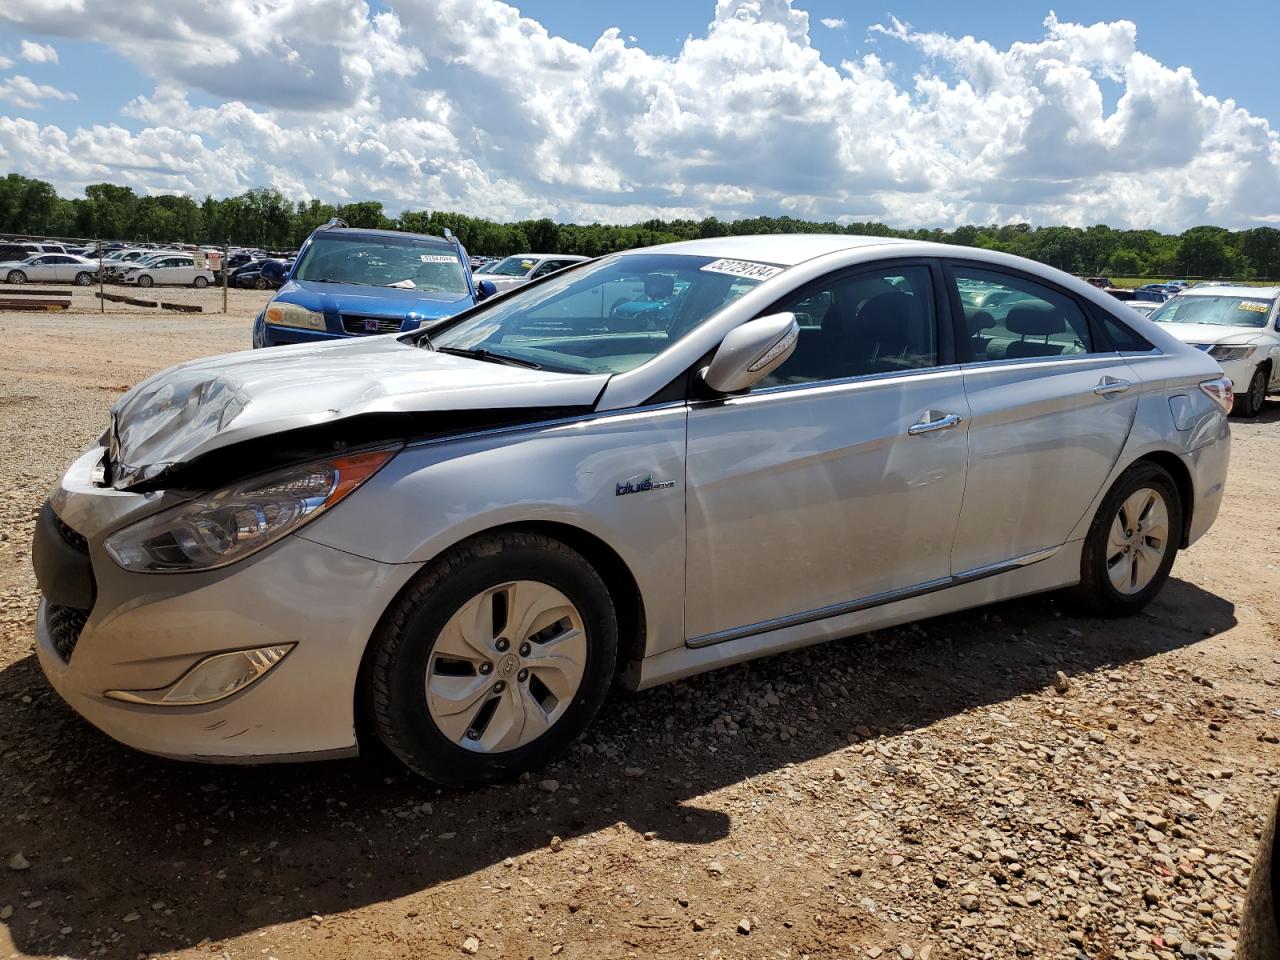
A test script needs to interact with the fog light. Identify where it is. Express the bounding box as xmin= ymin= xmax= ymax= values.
xmin=105 ymin=644 xmax=294 ymax=706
